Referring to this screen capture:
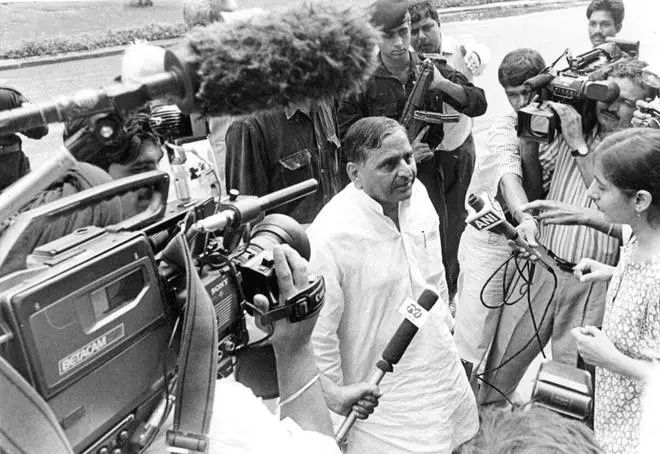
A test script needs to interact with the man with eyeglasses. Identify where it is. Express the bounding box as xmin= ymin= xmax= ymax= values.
xmin=479 ymin=59 xmax=659 ymax=406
